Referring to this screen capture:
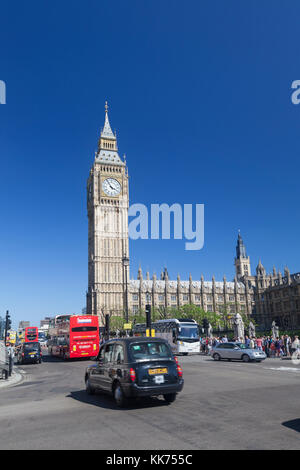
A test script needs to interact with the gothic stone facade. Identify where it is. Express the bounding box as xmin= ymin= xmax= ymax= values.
xmin=86 ymin=105 xmax=298 ymax=328
xmin=252 ymin=265 xmax=300 ymax=329
xmin=129 ymin=269 xmax=254 ymax=317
